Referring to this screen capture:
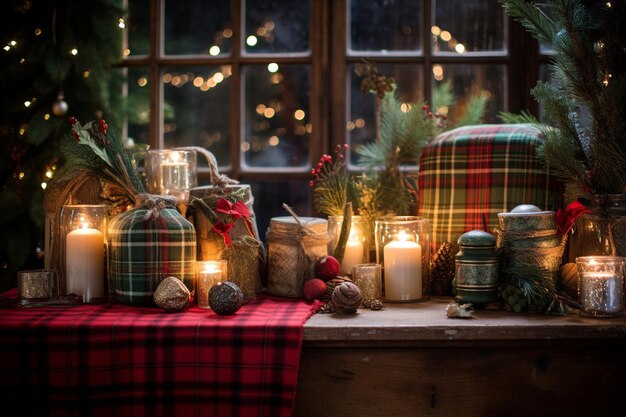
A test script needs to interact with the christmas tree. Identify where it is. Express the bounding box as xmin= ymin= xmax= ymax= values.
xmin=0 ymin=0 xmax=124 ymax=290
